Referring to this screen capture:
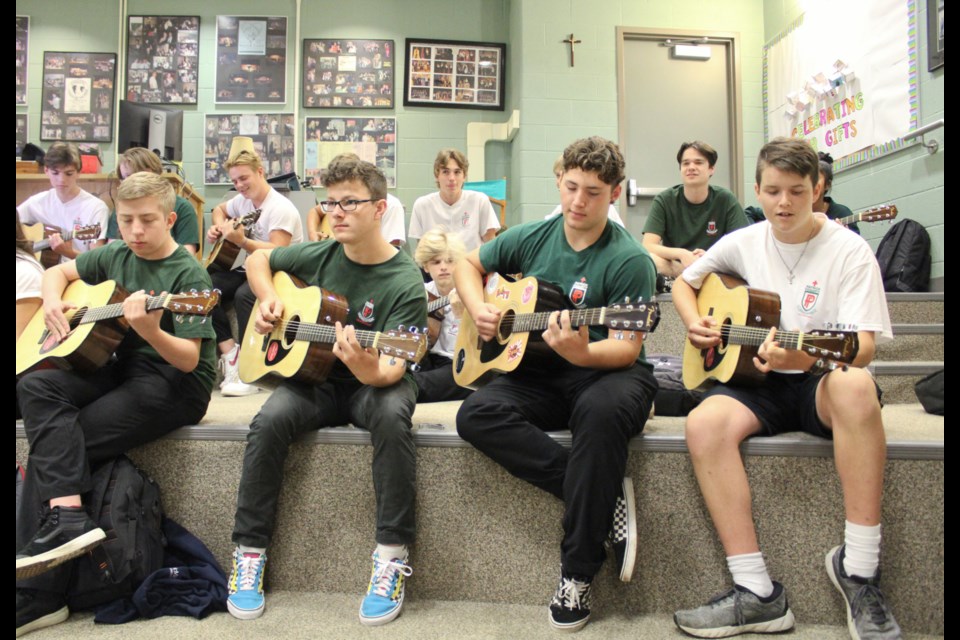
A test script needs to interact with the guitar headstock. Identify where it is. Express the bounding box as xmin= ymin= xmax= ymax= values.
xmin=163 ymin=289 xmax=221 ymax=318
xmin=605 ymin=298 xmax=660 ymax=333
xmin=378 ymin=326 xmax=428 ymax=364
xmin=858 ymin=204 xmax=898 ymax=224
xmin=803 ymin=330 xmax=859 ymax=364
xmin=73 ymin=224 xmax=102 ymax=241
xmin=235 ymin=209 xmax=263 ymax=229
